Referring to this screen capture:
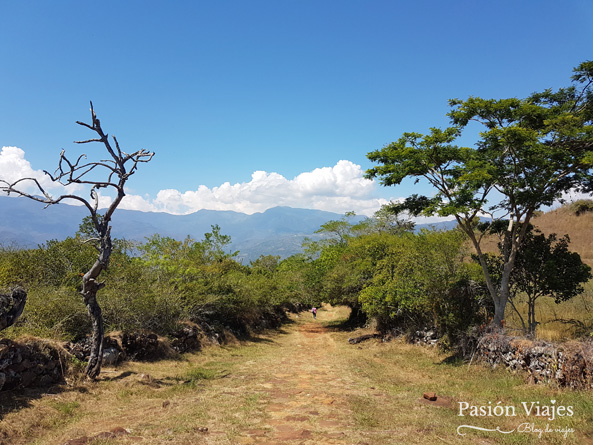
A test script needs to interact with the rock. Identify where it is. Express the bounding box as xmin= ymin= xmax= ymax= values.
xmin=21 ymin=370 xmax=36 ymax=387
xmin=423 ymin=392 xmax=437 ymax=401
xmin=109 ymin=427 xmax=129 ymax=436
xmin=102 ymin=347 xmax=120 ymax=366
xmin=39 ymin=375 xmax=54 ymax=386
